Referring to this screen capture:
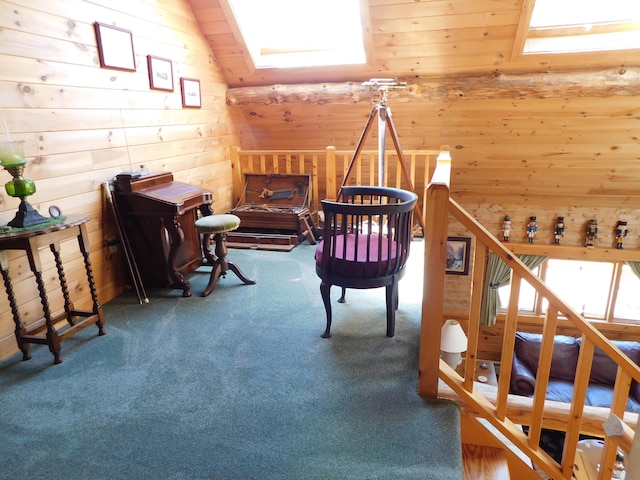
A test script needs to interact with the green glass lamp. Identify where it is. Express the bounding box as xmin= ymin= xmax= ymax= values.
xmin=0 ymin=140 xmax=48 ymax=227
